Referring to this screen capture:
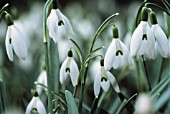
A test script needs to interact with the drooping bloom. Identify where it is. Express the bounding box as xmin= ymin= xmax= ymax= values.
xmin=135 ymin=94 xmax=155 ymax=114
xmin=130 ymin=7 xmax=155 ymax=59
xmin=150 ymin=11 xmax=169 ymax=58
xmin=36 ymin=70 xmax=47 ymax=95
xmin=60 ymin=50 xmax=79 ymax=87
xmin=47 ymin=8 xmax=74 ymax=43
xmin=25 ymin=91 xmax=46 ymax=114
xmin=5 ymin=13 xmax=27 ymax=61
xmin=94 ymin=59 xmax=120 ymax=98
xmin=104 ymin=26 xmax=133 ymax=70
